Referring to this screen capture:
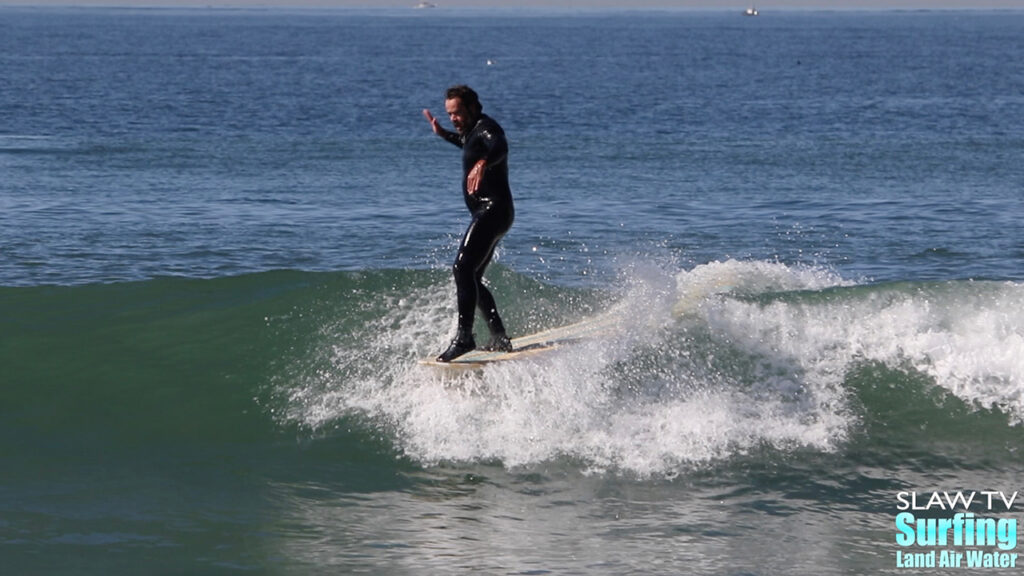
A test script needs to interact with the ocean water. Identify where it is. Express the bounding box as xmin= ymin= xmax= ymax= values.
xmin=2 ymin=6 xmax=1024 ymax=575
